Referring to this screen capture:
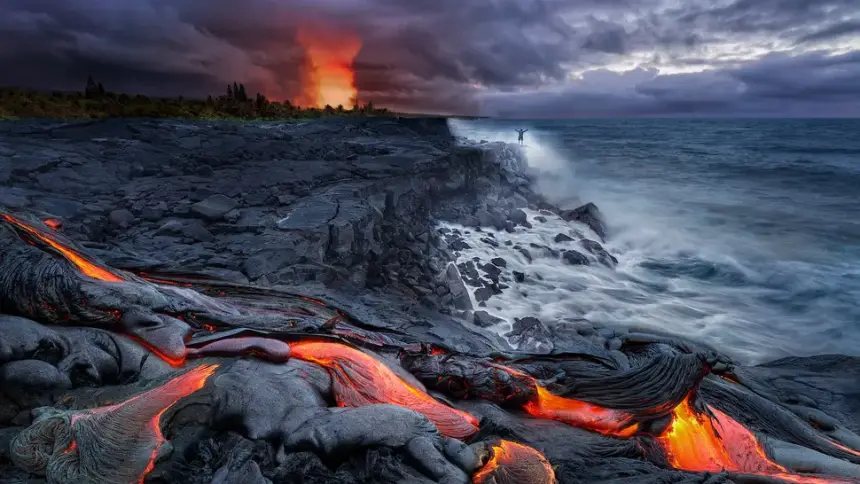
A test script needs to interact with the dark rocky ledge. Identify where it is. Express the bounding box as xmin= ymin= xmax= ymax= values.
xmin=0 ymin=117 xmax=858 ymax=484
